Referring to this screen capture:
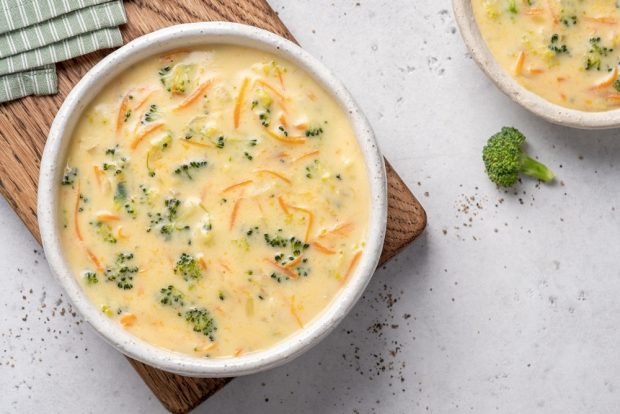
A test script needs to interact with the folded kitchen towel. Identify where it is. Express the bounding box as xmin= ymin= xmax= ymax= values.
xmin=0 ymin=27 xmax=123 ymax=76
xmin=0 ymin=64 xmax=56 ymax=102
xmin=0 ymin=0 xmax=126 ymax=59
xmin=0 ymin=0 xmax=111 ymax=35
xmin=0 ymin=0 xmax=126 ymax=103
